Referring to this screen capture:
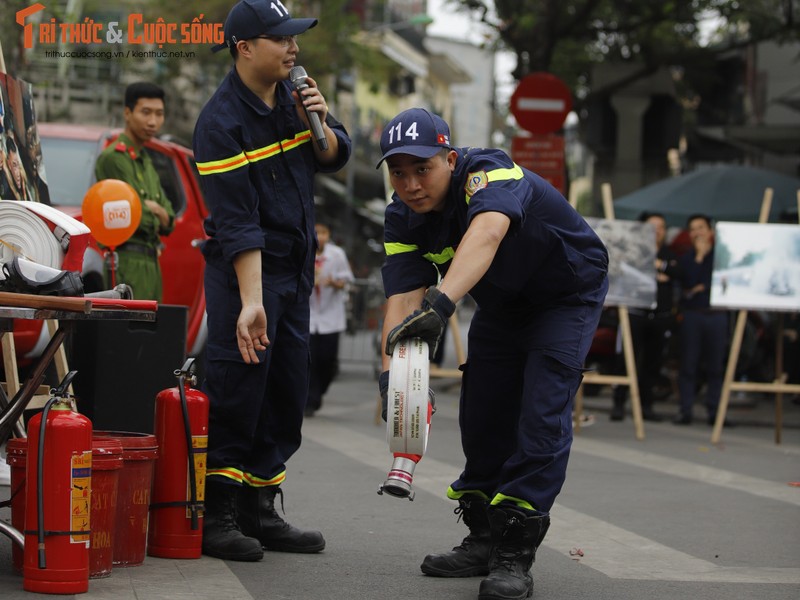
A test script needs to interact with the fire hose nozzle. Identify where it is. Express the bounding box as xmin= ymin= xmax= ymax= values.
xmin=377 ymin=456 xmax=416 ymax=501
